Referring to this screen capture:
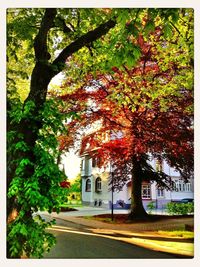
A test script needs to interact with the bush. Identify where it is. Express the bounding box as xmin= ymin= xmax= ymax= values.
xmin=166 ymin=202 xmax=194 ymax=215
xmin=147 ymin=201 xmax=155 ymax=214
